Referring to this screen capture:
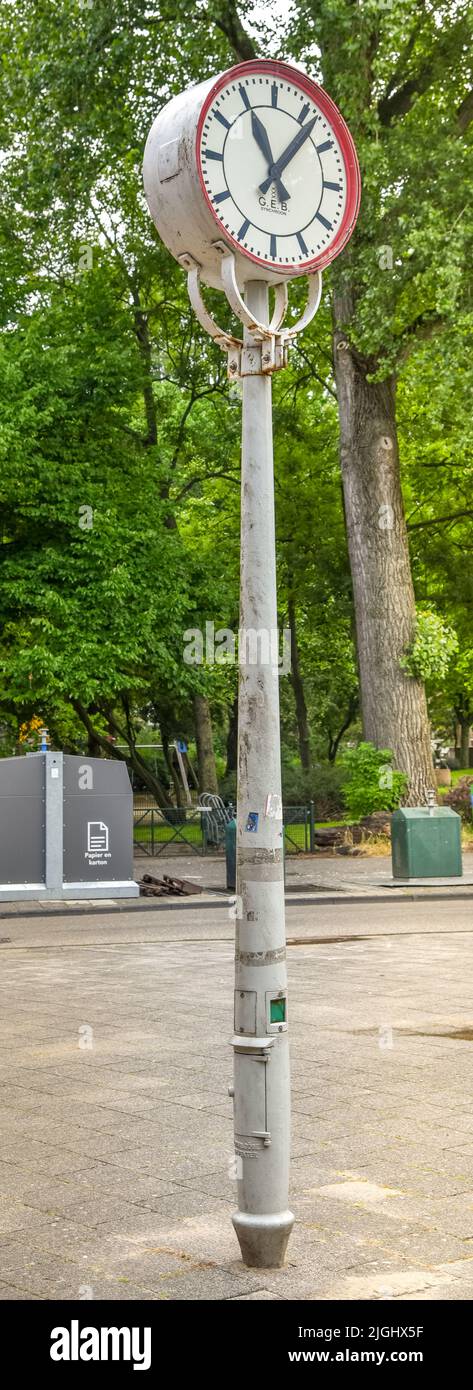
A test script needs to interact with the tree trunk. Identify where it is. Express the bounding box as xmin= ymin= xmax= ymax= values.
xmin=161 ymin=729 xmax=185 ymax=808
xmin=86 ymin=708 xmax=102 ymax=758
xmin=194 ymin=694 xmax=219 ymax=794
xmin=287 ymin=594 xmax=311 ymax=771
xmin=460 ymin=718 xmax=471 ymax=769
xmin=73 ymin=701 xmax=172 ymax=810
xmin=327 ymin=694 xmax=358 ymax=763
xmin=332 ymin=287 xmax=435 ymax=804
xmin=226 ymin=694 xmax=238 ymax=775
